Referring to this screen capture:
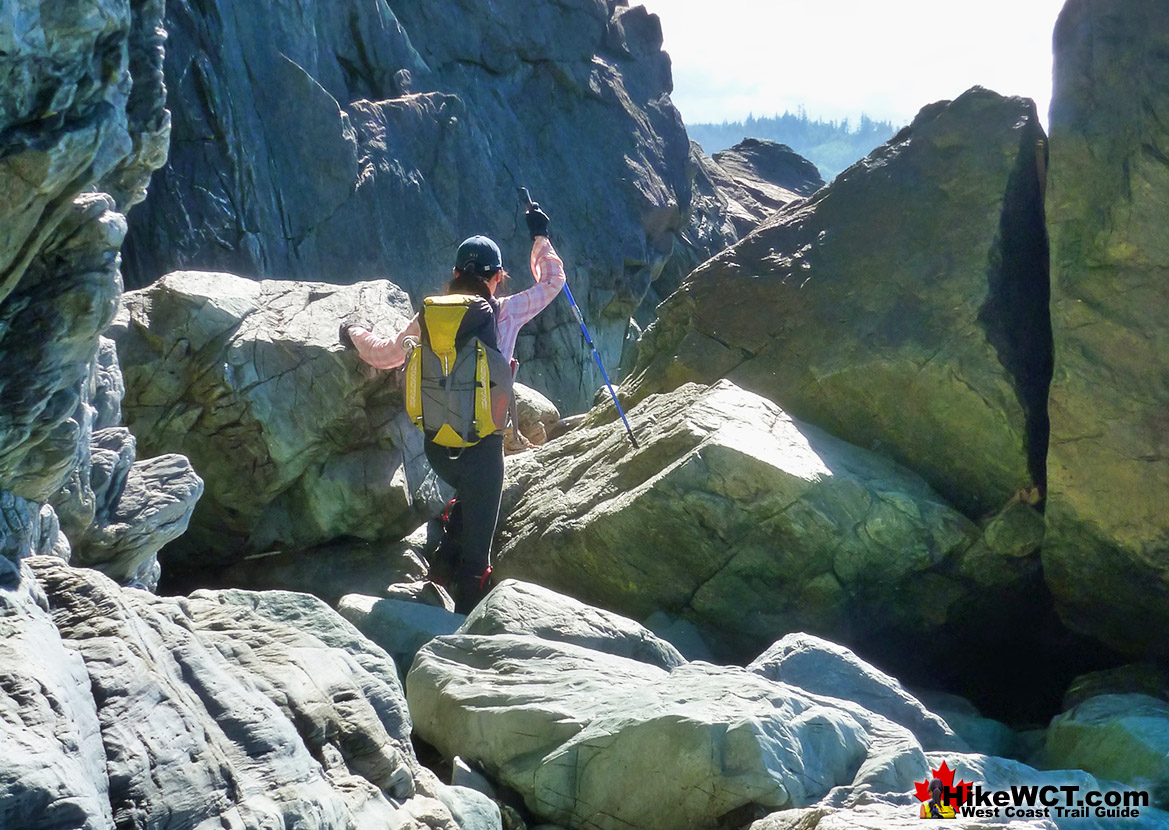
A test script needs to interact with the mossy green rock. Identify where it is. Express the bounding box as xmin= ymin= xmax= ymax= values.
xmin=1046 ymin=694 xmax=1169 ymax=806
xmin=1043 ymin=0 xmax=1169 ymax=657
xmin=626 ymin=87 xmax=1051 ymax=517
xmin=496 ymin=381 xmax=981 ymax=662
